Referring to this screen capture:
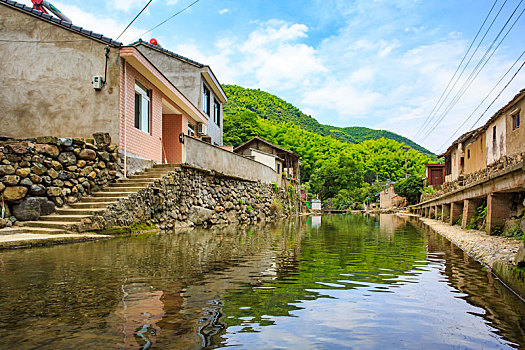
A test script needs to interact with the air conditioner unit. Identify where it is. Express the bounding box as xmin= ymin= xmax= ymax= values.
xmin=197 ymin=123 xmax=207 ymax=136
